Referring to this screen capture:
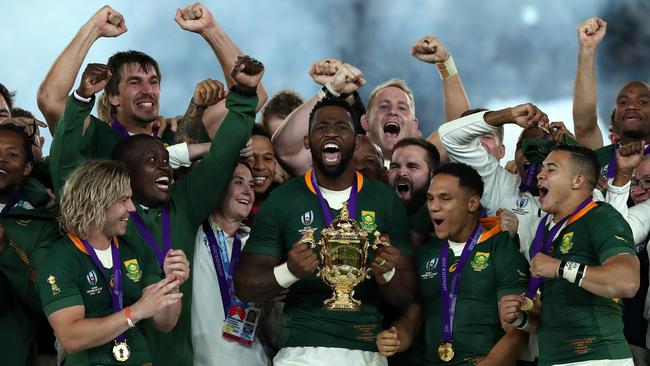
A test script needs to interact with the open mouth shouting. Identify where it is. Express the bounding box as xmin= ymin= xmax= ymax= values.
xmin=394 ymin=176 xmax=412 ymax=200
xmin=383 ymin=121 xmax=401 ymax=142
xmin=322 ymin=141 xmax=342 ymax=166
xmin=154 ymin=174 xmax=171 ymax=192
